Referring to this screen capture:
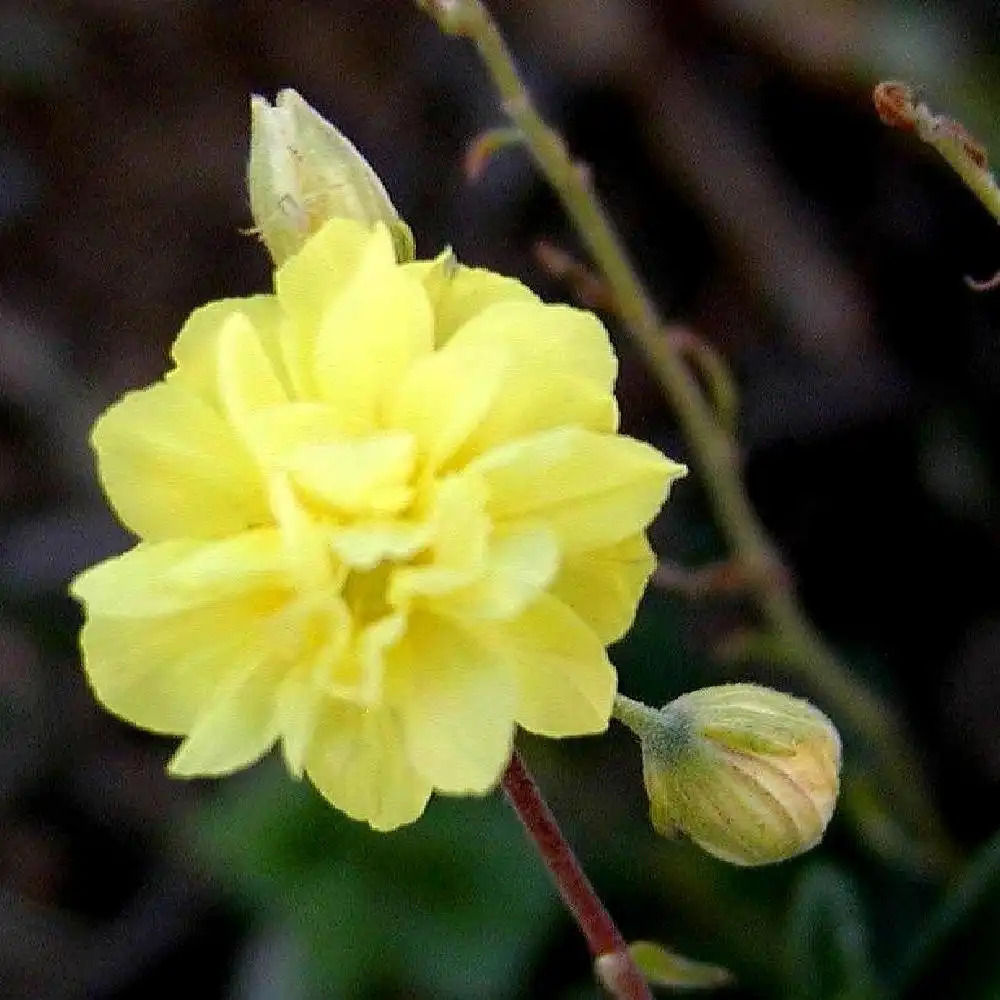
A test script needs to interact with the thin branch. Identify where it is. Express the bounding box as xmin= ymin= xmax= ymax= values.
xmin=874 ymin=81 xmax=1000 ymax=291
xmin=501 ymin=751 xmax=653 ymax=1000
xmin=417 ymin=0 xmax=957 ymax=875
